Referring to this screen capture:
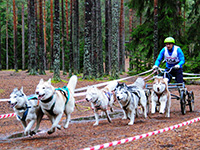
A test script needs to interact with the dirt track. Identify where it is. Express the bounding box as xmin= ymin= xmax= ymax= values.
xmin=0 ymin=71 xmax=200 ymax=150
